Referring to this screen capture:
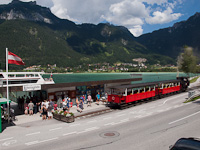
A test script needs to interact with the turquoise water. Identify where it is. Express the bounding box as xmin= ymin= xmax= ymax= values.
xmin=43 ymin=72 xmax=197 ymax=84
